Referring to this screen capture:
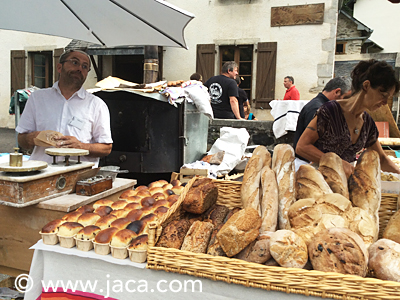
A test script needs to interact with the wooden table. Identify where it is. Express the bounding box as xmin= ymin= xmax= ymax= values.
xmin=0 ymin=177 xmax=136 ymax=276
